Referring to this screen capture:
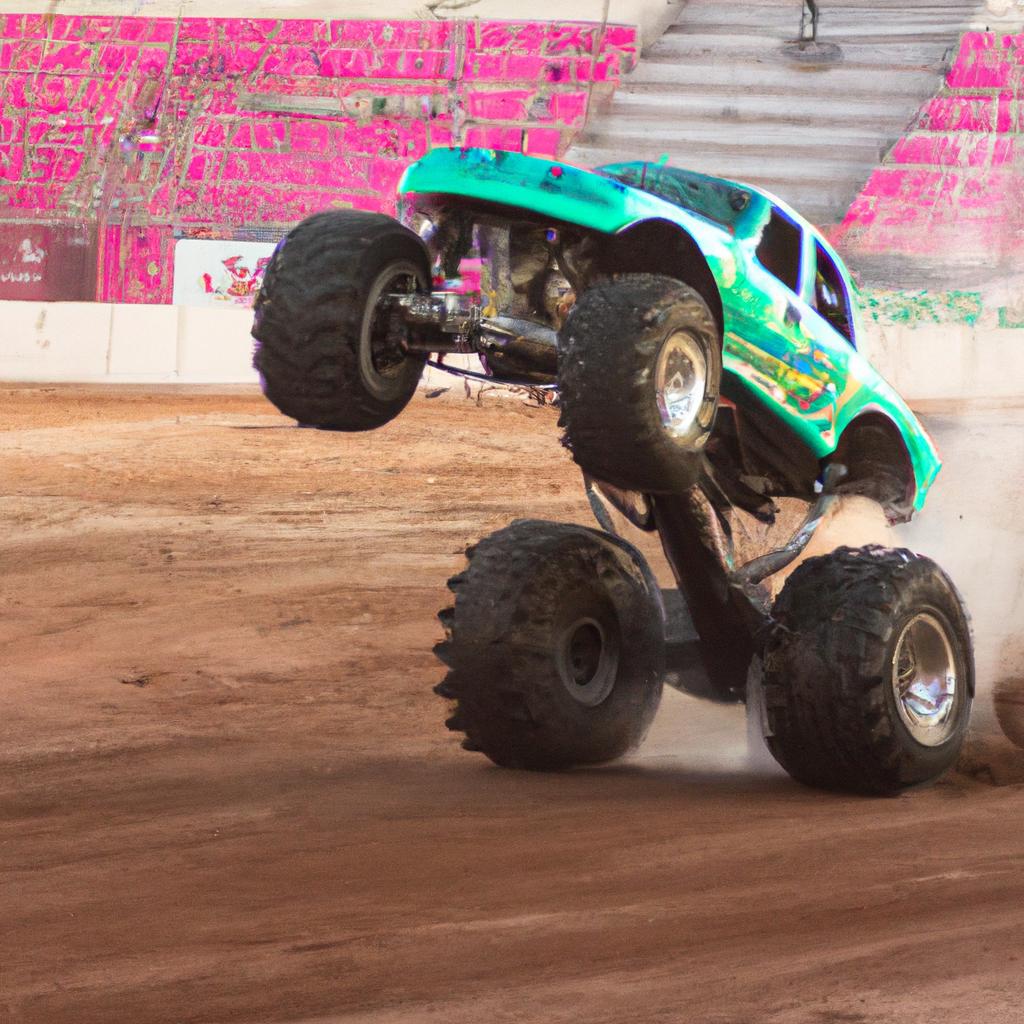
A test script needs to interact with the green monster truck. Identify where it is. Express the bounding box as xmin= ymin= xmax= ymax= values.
xmin=252 ymin=147 xmax=973 ymax=795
